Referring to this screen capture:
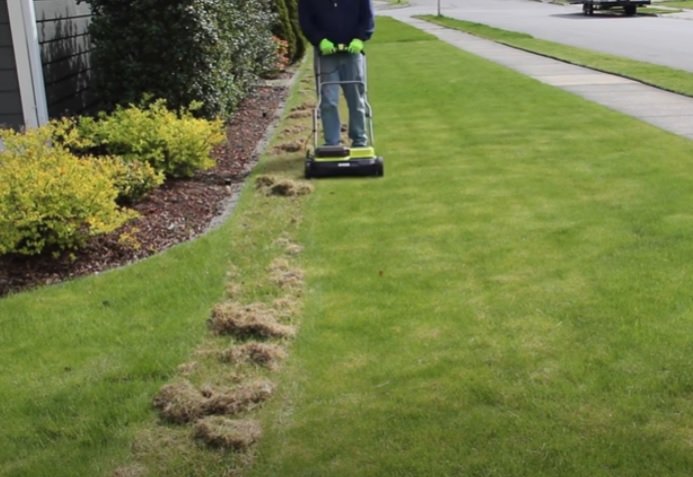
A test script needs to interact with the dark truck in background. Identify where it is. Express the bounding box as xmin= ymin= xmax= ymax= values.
xmin=572 ymin=0 xmax=651 ymax=15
